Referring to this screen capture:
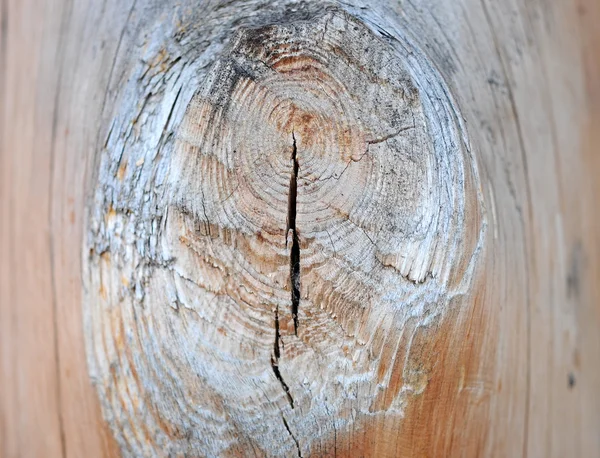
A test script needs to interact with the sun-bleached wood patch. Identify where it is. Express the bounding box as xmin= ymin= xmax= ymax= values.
xmin=83 ymin=4 xmax=484 ymax=457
